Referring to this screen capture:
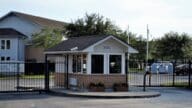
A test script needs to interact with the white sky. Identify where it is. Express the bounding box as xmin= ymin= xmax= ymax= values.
xmin=0 ymin=0 xmax=192 ymax=39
